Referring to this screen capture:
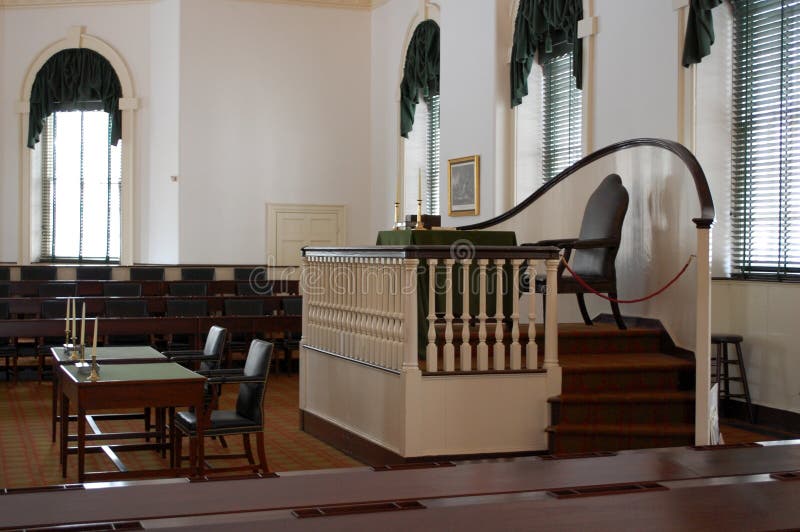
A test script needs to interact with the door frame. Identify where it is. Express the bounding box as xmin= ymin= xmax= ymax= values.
xmin=265 ymin=203 xmax=347 ymax=266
